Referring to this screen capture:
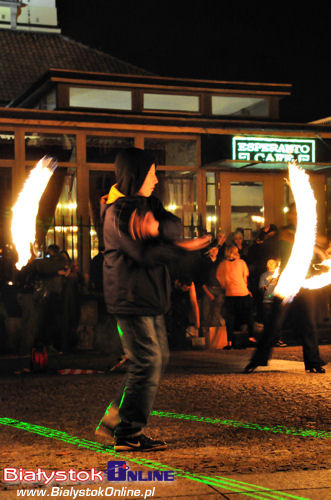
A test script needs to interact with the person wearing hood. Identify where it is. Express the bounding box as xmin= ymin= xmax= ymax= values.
xmin=95 ymin=148 xmax=210 ymax=452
